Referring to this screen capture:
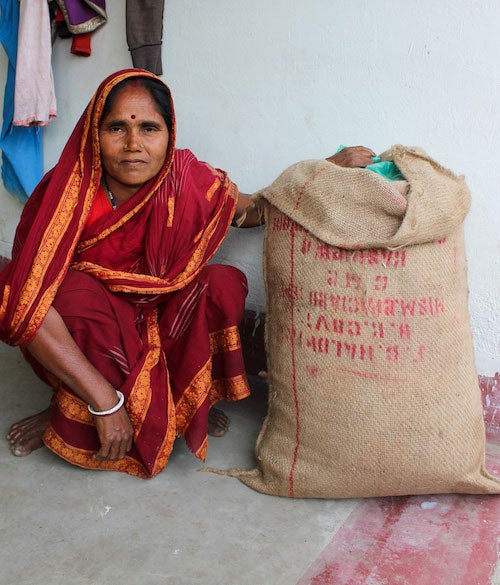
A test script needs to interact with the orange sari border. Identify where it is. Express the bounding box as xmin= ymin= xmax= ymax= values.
xmin=55 ymin=387 xmax=94 ymax=425
xmin=126 ymin=311 xmax=160 ymax=432
xmin=176 ymin=367 xmax=250 ymax=439
xmin=43 ymin=426 xmax=150 ymax=478
xmin=210 ymin=374 xmax=251 ymax=404
xmin=150 ymin=363 xmax=177 ymax=476
xmin=206 ymin=177 xmax=221 ymax=202
xmin=10 ymin=172 xmax=84 ymax=341
xmin=175 ymin=359 xmax=213 ymax=437
xmin=209 ymin=326 xmax=243 ymax=355
xmin=0 ymin=285 xmax=10 ymax=320
xmin=195 ymin=436 xmax=209 ymax=461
